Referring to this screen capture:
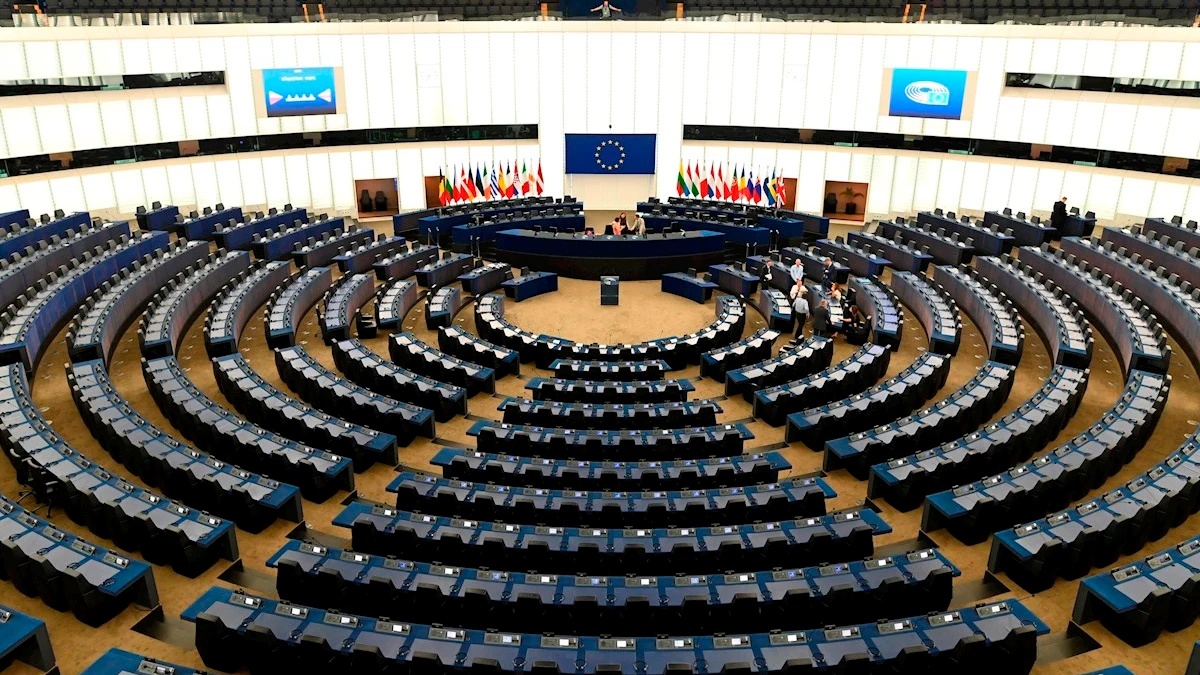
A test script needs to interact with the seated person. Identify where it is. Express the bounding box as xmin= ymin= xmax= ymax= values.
xmin=584 ymin=225 xmax=595 ymax=235
xmin=611 ymin=218 xmax=624 ymax=236
xmin=844 ymin=305 xmax=871 ymax=345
